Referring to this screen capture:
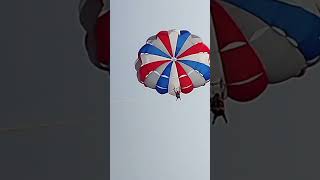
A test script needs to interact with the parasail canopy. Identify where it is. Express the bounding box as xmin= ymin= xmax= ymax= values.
xmin=136 ymin=30 xmax=210 ymax=96
xmin=211 ymin=0 xmax=320 ymax=102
